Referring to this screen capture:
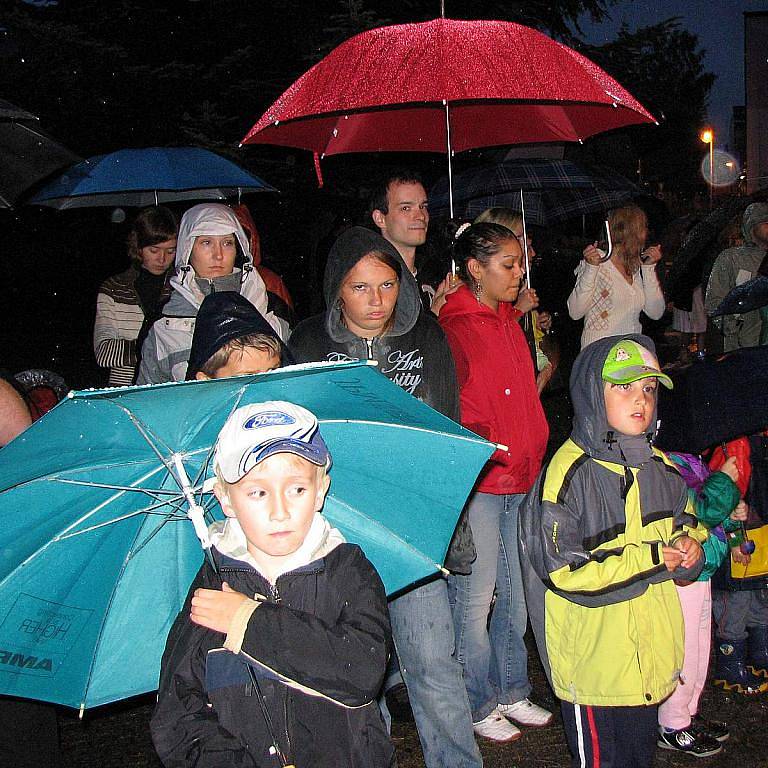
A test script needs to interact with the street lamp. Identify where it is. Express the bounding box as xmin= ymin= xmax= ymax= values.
xmin=700 ymin=127 xmax=714 ymax=208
